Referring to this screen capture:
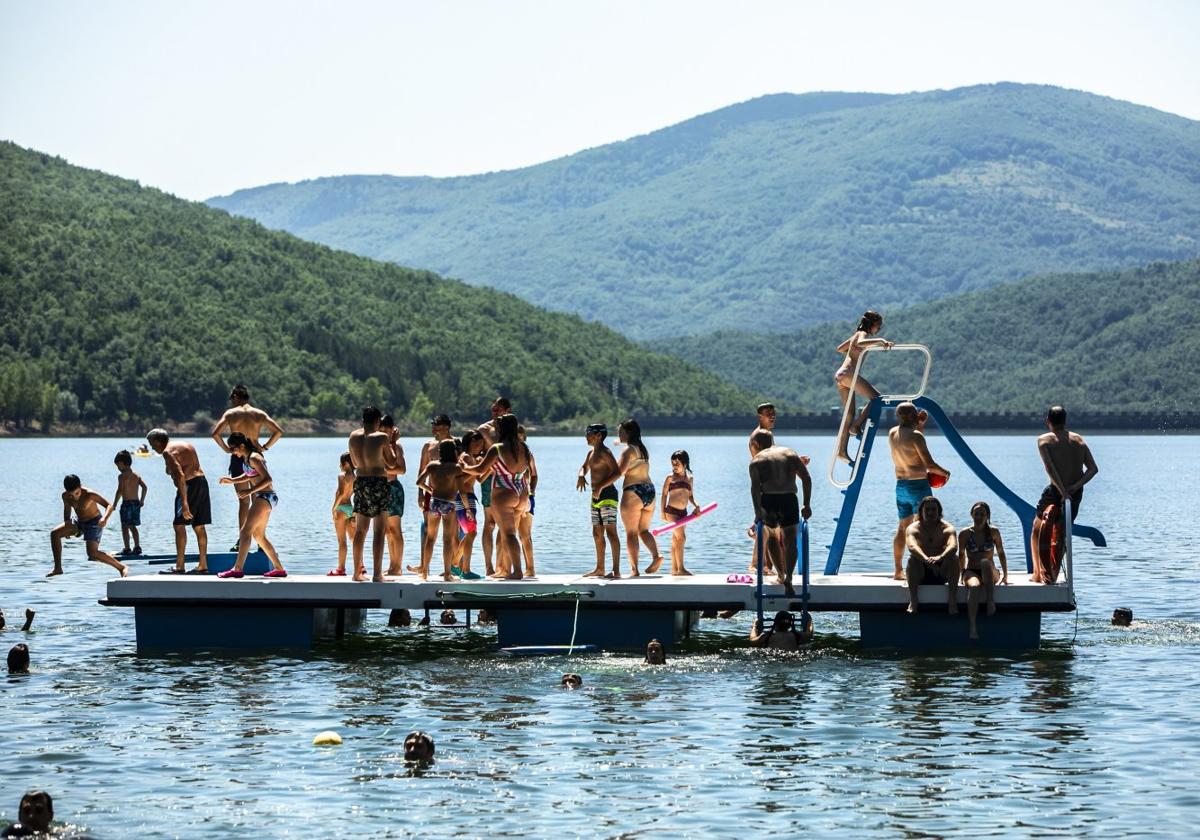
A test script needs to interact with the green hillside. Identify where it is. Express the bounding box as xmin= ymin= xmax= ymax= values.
xmin=647 ymin=259 xmax=1200 ymax=413
xmin=209 ymin=84 xmax=1200 ymax=339
xmin=0 ymin=142 xmax=754 ymax=428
